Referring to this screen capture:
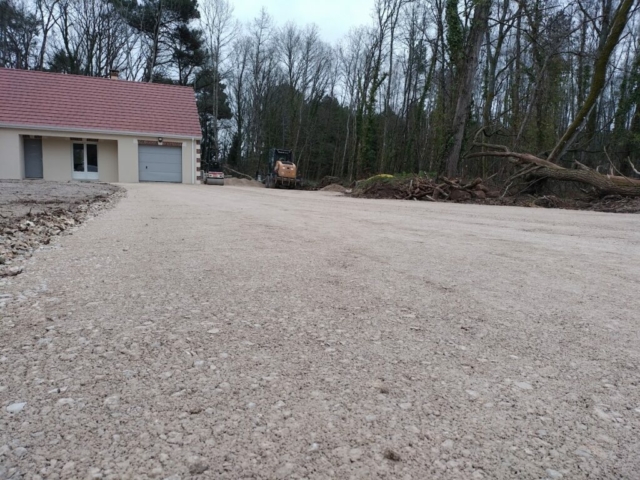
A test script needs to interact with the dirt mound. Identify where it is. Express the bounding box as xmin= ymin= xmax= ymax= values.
xmin=224 ymin=178 xmax=265 ymax=188
xmin=320 ymin=184 xmax=347 ymax=193
xmin=318 ymin=175 xmax=343 ymax=189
